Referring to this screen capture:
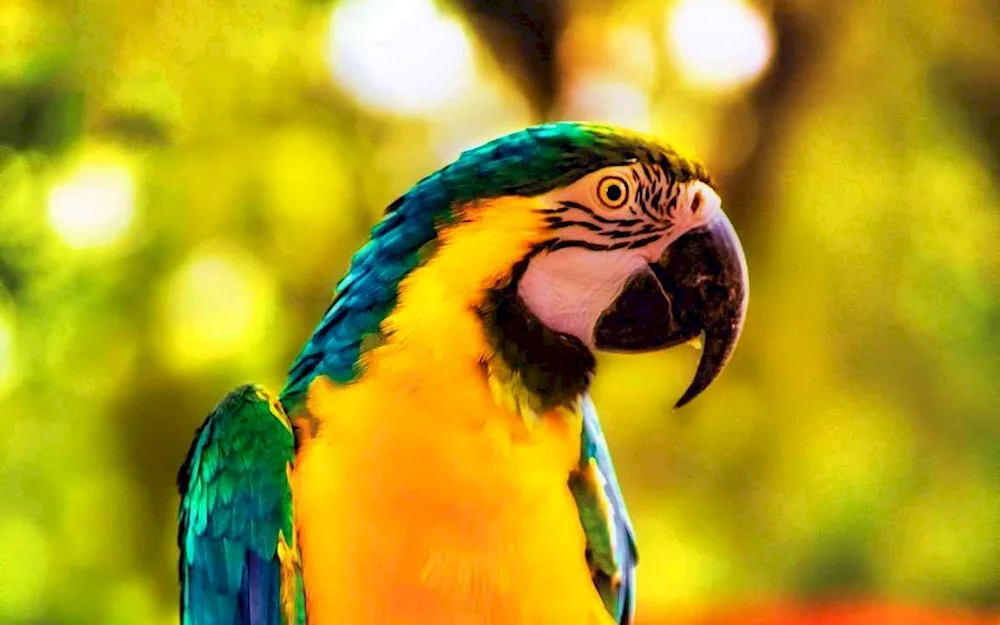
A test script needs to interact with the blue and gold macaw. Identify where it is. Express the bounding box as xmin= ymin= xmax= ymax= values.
xmin=178 ymin=122 xmax=748 ymax=624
